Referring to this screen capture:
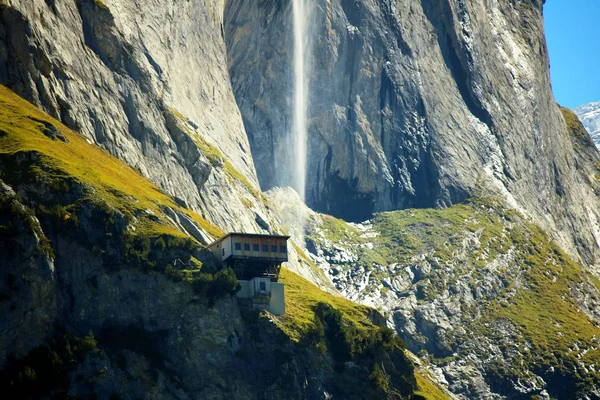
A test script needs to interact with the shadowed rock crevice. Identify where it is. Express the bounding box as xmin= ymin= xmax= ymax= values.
xmin=318 ymin=173 xmax=375 ymax=222
xmin=421 ymin=0 xmax=493 ymax=127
